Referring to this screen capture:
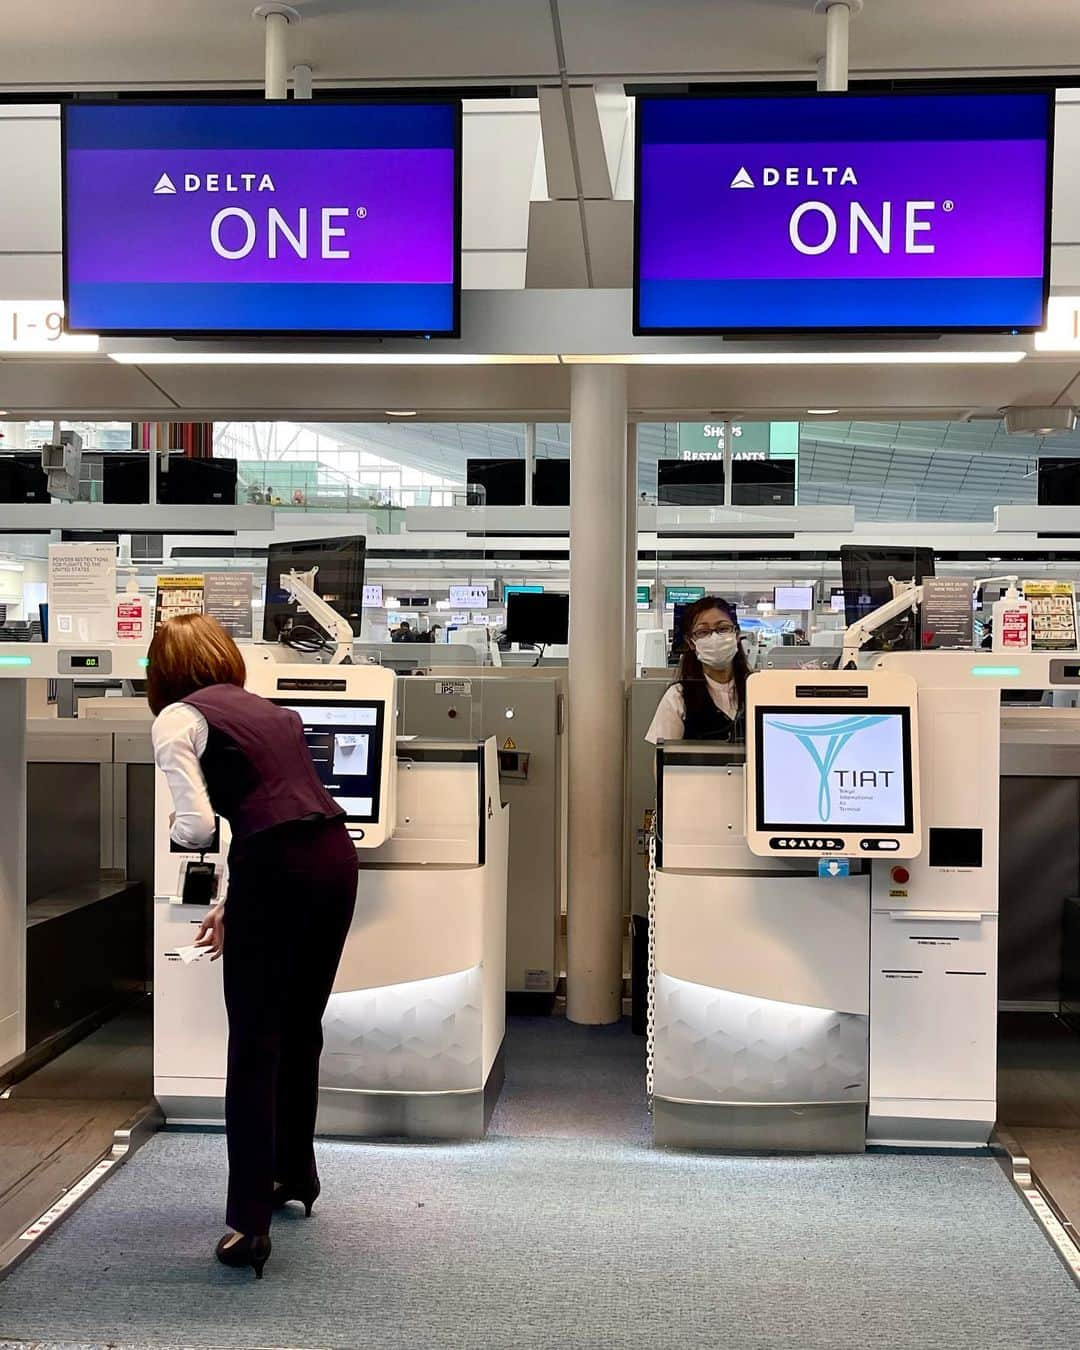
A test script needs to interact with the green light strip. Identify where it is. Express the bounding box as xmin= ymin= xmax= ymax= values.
xmin=971 ymin=665 xmax=1022 ymax=678
xmin=0 ymin=655 xmax=32 ymax=666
